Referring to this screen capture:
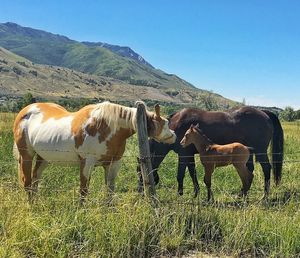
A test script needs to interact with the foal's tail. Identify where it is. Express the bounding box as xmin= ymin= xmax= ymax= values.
xmin=262 ymin=110 xmax=284 ymax=185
